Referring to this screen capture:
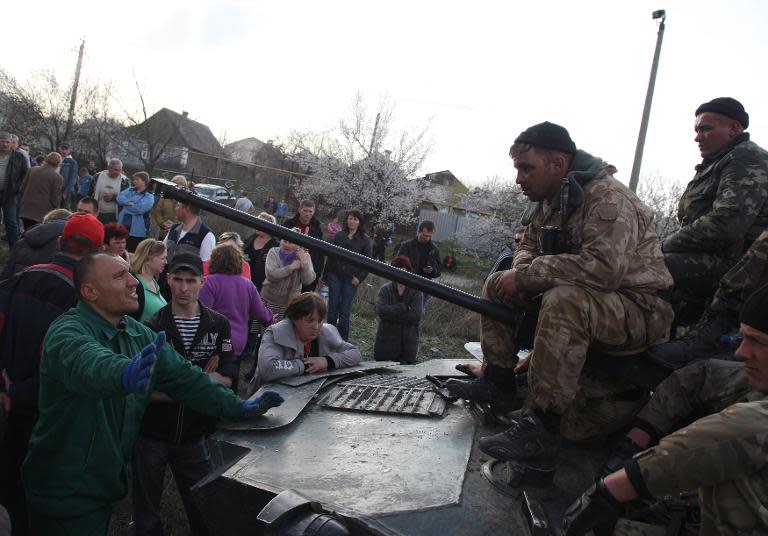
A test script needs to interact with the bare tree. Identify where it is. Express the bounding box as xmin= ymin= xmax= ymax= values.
xmin=116 ymin=80 xmax=179 ymax=175
xmin=637 ymin=173 xmax=683 ymax=240
xmin=283 ymin=93 xmax=432 ymax=224
xmin=75 ymin=81 xmax=125 ymax=168
xmin=0 ymin=68 xmax=98 ymax=150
